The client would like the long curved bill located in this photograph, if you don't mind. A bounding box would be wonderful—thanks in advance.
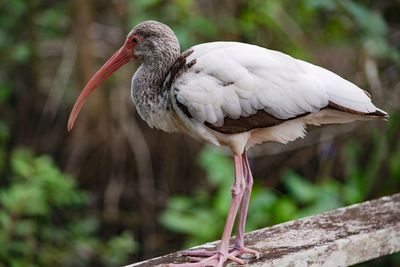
[67,39,134,131]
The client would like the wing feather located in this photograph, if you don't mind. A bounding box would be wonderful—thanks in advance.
[171,42,386,132]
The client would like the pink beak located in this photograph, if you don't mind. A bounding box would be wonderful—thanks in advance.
[67,38,136,131]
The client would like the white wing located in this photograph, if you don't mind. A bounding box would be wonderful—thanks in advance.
[171,42,384,128]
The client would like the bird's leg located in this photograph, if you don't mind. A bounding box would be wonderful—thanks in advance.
[169,154,247,266]
[230,152,260,258]
[218,154,246,256]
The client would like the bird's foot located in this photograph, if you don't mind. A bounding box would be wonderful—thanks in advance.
[229,245,260,259]
[168,248,246,267]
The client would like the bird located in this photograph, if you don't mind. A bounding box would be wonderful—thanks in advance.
[67,20,388,267]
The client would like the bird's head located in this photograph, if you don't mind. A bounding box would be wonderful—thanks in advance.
[128,20,180,60]
[67,20,179,131]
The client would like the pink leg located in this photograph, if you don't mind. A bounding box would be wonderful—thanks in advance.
[231,152,260,258]
[169,154,246,267]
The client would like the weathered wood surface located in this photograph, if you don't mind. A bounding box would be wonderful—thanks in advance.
[125,193,400,267]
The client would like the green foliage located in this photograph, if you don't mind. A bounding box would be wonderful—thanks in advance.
[339,0,398,61]
[161,134,400,250]
[0,120,9,175]
[233,0,400,62]
[101,231,138,266]
[0,147,137,267]
[342,112,400,203]
[128,0,218,49]
[284,170,342,218]
[160,148,232,247]
[160,148,339,247]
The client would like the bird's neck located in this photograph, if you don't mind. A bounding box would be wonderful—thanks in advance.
[131,53,180,132]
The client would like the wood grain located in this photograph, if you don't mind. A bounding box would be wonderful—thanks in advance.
[124,193,400,267]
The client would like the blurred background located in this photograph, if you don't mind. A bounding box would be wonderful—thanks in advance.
[0,0,399,266]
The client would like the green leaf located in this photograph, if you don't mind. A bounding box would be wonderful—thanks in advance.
[298,181,342,217]
[214,184,231,215]
[168,196,193,211]
[0,83,12,104]
[305,0,336,10]
[10,149,36,178]
[272,197,298,223]
[11,44,30,63]
[69,217,99,236]
[341,0,387,36]
[0,184,48,216]
[0,120,9,142]
[389,147,400,182]
[103,231,137,266]
[247,187,278,230]
[14,219,36,237]
[283,170,316,204]
[199,147,233,187]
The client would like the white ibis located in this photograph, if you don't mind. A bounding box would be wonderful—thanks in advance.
[68,20,388,266]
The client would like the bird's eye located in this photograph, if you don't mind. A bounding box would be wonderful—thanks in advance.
[132,36,139,44]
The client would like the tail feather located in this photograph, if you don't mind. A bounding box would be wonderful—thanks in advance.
[304,61,388,118]
[328,101,388,118]
[370,107,389,118]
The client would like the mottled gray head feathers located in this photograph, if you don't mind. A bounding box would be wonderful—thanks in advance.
[129,20,180,63]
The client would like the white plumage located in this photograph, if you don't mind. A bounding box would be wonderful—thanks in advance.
[170,42,386,154]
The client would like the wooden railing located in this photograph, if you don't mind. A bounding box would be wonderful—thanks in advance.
[124,193,400,266]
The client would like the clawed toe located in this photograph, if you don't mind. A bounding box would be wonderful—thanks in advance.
[180,249,216,258]
[169,246,259,266]
[230,245,260,259]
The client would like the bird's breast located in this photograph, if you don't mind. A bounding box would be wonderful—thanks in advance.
[131,88,180,133]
